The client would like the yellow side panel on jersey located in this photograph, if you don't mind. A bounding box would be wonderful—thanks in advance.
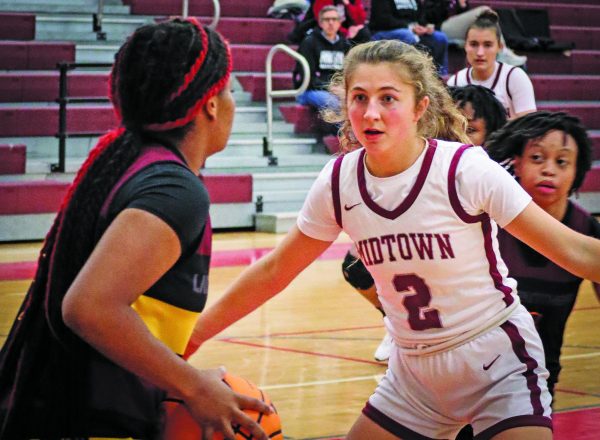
[132,295,199,355]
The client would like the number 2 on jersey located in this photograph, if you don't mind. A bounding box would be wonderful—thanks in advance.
[393,274,442,331]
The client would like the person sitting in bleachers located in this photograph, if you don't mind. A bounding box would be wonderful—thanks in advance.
[369,0,449,75]
[294,6,350,111]
[288,0,370,45]
[312,0,371,44]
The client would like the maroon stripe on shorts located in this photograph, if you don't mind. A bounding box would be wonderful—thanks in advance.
[500,320,545,415]
[363,402,437,440]
[475,414,552,440]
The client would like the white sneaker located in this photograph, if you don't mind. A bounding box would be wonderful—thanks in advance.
[497,47,527,67]
[374,332,394,362]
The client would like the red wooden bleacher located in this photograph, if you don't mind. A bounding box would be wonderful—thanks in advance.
[0,13,35,41]
[0,72,109,102]
[470,1,600,27]
[0,144,26,175]
[124,0,273,17]
[0,41,75,70]
[0,174,253,216]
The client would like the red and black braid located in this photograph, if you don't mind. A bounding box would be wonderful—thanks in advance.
[0,18,232,438]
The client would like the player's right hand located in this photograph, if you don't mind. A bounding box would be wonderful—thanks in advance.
[184,367,272,440]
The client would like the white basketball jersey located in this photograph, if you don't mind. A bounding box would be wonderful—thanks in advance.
[330,140,520,349]
[447,62,535,118]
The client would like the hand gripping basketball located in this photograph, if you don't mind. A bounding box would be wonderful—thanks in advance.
[162,372,283,440]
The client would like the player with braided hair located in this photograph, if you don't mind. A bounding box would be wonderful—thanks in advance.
[448,84,507,147]
[0,18,272,439]
[487,111,600,401]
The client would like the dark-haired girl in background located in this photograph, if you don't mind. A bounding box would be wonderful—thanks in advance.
[487,111,600,402]
[0,18,271,440]
[449,84,507,147]
[447,10,536,119]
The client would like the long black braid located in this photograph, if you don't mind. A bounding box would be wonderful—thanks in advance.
[0,18,231,438]
[486,110,592,194]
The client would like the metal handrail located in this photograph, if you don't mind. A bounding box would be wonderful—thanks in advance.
[264,44,310,157]
[182,0,221,28]
[54,62,113,173]
[93,0,106,40]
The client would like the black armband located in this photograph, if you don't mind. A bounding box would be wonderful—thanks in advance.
[341,250,375,290]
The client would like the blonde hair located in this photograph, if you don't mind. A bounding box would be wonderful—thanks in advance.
[323,40,469,151]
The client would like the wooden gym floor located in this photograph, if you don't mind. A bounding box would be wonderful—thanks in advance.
[1,231,599,439]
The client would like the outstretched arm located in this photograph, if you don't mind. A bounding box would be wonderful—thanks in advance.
[186,225,333,356]
[504,201,600,282]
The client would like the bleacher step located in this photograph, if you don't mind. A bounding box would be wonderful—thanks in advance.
[255,211,298,234]
[0,3,130,14]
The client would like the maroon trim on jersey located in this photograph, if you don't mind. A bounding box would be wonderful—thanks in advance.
[100,146,186,218]
[482,217,514,306]
[332,154,345,228]
[363,402,437,440]
[500,320,546,416]
[448,144,488,224]
[198,215,212,256]
[466,62,504,92]
[475,415,552,440]
[357,140,436,220]
[505,65,518,100]
[449,145,514,305]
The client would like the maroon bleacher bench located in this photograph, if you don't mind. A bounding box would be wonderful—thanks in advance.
[0,180,68,215]
[0,13,35,40]
[279,104,317,134]
[126,0,273,17]
[0,41,75,70]
[589,133,600,161]
[470,1,600,27]
[580,167,600,193]
[0,144,26,175]
[204,174,253,204]
[0,72,109,103]
[0,175,253,216]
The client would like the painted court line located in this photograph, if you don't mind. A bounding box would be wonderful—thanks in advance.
[556,387,600,399]
[562,351,600,360]
[219,338,384,366]
[228,324,384,339]
[261,374,383,391]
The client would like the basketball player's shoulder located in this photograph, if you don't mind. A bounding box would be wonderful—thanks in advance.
[432,139,471,158]
[344,147,364,160]
[432,140,490,174]
[334,147,363,171]
[446,67,467,86]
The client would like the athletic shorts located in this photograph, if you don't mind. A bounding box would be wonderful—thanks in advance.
[365,305,552,439]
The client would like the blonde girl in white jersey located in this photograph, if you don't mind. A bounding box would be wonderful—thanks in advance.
[186,40,600,439]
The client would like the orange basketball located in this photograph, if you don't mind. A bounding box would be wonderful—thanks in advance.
[162,373,283,440]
